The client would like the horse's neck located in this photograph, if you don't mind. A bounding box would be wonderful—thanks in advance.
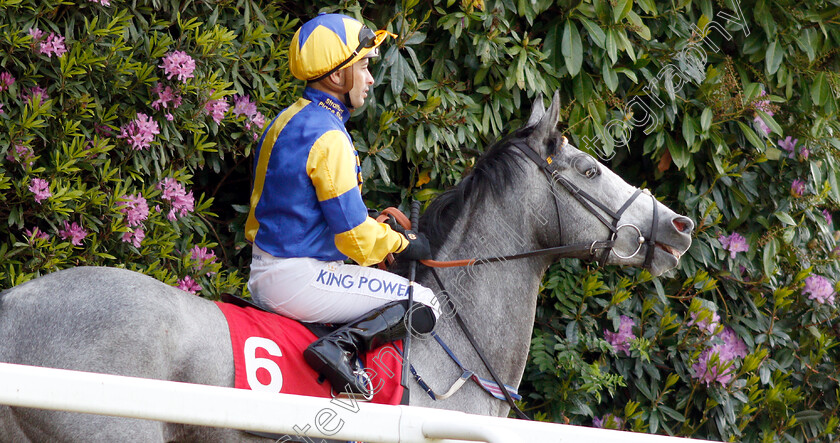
[424,195,554,384]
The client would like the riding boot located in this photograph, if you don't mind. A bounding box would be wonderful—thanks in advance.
[303,300,421,396]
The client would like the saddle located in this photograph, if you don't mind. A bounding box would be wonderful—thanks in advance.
[218,294,404,443]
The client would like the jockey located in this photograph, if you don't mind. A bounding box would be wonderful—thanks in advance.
[245,13,441,397]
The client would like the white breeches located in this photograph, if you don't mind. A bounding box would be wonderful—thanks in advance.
[248,245,441,324]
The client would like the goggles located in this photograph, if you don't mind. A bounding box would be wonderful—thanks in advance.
[310,26,379,83]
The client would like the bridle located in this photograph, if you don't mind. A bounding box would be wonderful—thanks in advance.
[510,138,660,269]
[412,138,661,269]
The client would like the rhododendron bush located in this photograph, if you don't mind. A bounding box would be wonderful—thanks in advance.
[0,0,297,294]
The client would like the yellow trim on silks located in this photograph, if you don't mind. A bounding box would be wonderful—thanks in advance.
[245,99,310,243]
[335,219,405,267]
[307,131,360,200]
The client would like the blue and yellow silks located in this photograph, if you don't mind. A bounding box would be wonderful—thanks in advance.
[245,87,406,266]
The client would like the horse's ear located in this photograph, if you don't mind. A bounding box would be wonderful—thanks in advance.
[525,94,545,129]
[529,90,561,149]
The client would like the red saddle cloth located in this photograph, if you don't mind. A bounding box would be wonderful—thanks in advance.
[215,302,404,405]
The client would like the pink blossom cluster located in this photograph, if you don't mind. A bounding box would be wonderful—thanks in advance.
[89,0,111,5]
[691,327,748,386]
[753,90,773,136]
[803,275,835,305]
[190,245,218,275]
[0,71,14,92]
[823,209,832,225]
[592,413,623,430]
[689,310,720,335]
[791,178,806,197]
[719,232,749,259]
[119,193,149,226]
[777,136,808,160]
[28,27,66,58]
[24,227,50,243]
[6,143,35,166]
[119,113,160,150]
[58,221,88,246]
[176,275,202,295]
[604,315,636,356]
[204,97,229,124]
[157,177,195,221]
[23,85,49,105]
[150,83,182,112]
[232,94,266,139]
[121,229,145,248]
[28,178,51,203]
[160,50,196,83]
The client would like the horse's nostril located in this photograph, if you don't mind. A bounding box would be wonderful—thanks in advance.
[672,217,693,233]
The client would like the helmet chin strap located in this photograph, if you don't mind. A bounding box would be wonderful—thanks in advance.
[337,66,358,110]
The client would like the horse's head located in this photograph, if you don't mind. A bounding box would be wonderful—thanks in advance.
[519,91,693,276]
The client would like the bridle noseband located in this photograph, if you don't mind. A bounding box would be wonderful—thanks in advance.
[510,138,660,269]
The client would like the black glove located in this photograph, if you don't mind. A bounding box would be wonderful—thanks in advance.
[384,214,406,235]
[367,208,381,219]
[397,230,432,261]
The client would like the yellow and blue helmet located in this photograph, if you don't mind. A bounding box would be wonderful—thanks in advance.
[289,13,395,82]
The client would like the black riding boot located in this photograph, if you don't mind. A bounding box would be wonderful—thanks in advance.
[303,300,435,396]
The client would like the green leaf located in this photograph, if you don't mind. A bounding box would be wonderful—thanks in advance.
[763,237,778,277]
[774,211,796,226]
[765,39,784,75]
[602,63,618,92]
[612,0,632,23]
[605,29,618,64]
[682,116,695,146]
[700,108,713,132]
[577,17,606,49]
[562,20,583,76]
[756,110,782,136]
[811,72,830,106]
[737,121,766,151]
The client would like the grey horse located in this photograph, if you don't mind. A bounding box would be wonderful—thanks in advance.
[0,91,693,441]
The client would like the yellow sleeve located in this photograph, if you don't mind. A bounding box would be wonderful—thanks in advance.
[307,131,407,266]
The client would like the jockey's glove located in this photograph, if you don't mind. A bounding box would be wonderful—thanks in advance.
[367,208,381,219]
[398,230,432,261]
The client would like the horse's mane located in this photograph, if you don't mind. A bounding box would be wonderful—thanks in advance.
[420,127,533,249]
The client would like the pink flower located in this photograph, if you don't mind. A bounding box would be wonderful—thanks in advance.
[692,326,748,386]
[232,94,257,117]
[28,178,51,203]
[157,177,195,220]
[593,413,623,430]
[176,275,202,294]
[119,113,160,150]
[28,27,44,43]
[803,275,835,305]
[689,310,721,335]
[39,33,67,58]
[0,103,3,114]
[247,111,266,133]
[604,315,636,356]
[89,0,111,5]
[0,71,14,92]
[23,86,49,105]
[165,113,173,121]
[719,232,749,259]
[150,83,182,111]
[777,136,798,158]
[791,179,806,197]
[159,50,196,82]
[24,227,50,243]
[118,193,149,227]
[204,97,229,124]
[121,227,145,248]
[823,209,833,225]
[58,221,88,246]
[190,245,217,265]
[752,90,774,136]
[6,143,35,166]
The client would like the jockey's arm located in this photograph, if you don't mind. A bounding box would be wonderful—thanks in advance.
[307,131,408,266]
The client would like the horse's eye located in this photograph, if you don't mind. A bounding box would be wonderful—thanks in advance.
[585,167,598,178]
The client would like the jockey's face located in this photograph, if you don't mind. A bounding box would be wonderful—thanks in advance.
[345,58,375,109]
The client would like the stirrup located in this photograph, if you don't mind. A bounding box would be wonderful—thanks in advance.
[330,369,374,402]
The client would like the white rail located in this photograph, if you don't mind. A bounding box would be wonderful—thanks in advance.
[0,362,714,443]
